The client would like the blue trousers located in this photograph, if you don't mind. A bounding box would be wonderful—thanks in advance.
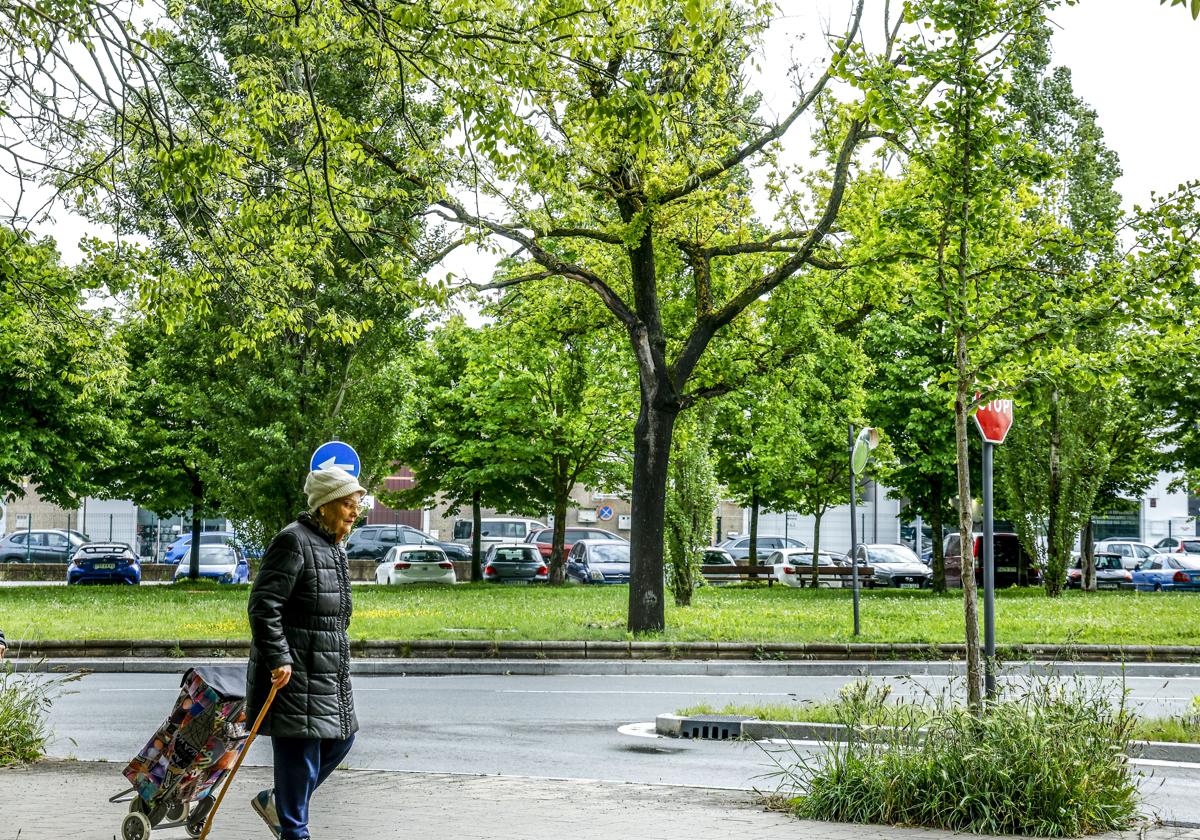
[271,734,355,840]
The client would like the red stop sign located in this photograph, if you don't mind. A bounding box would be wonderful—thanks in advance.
[974,398,1014,444]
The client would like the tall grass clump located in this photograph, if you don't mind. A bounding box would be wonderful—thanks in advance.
[0,662,79,766]
[772,678,1141,836]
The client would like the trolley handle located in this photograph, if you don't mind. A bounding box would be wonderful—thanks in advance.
[198,682,279,840]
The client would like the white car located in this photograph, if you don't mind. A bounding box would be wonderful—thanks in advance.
[1094,539,1159,570]
[770,548,846,588]
[374,545,456,585]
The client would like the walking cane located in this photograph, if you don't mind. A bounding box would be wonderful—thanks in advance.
[198,681,279,840]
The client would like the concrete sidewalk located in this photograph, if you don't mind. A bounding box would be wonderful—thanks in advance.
[1,759,1195,840]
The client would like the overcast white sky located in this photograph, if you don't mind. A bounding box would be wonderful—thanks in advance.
[20,0,1200,271]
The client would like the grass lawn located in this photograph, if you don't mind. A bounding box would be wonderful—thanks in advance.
[1,583,1199,646]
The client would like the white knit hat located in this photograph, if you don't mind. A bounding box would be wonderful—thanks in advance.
[304,467,366,513]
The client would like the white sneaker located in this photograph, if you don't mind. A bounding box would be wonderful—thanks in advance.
[251,789,282,838]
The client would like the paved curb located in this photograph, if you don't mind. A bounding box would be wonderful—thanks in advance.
[12,655,1200,678]
[655,714,1200,763]
[9,638,1200,662]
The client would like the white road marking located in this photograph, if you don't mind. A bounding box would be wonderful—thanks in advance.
[498,689,797,696]
[617,722,660,738]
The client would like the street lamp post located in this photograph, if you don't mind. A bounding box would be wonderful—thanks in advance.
[849,425,879,637]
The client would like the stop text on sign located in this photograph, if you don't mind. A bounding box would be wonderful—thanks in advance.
[974,398,1014,444]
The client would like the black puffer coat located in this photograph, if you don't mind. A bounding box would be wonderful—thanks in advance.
[245,513,358,740]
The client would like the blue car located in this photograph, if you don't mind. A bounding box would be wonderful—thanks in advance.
[565,539,631,584]
[173,544,250,584]
[67,542,141,585]
[1132,553,1200,591]
[162,531,237,564]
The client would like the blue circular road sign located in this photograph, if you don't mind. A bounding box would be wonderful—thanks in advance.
[310,441,361,477]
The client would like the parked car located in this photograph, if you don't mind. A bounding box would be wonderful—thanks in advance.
[1153,536,1200,554]
[452,517,546,548]
[162,531,237,564]
[565,539,631,584]
[525,527,625,559]
[942,532,1041,588]
[172,544,250,584]
[482,543,549,584]
[850,544,930,589]
[769,548,846,588]
[701,546,744,585]
[0,529,86,563]
[717,535,806,562]
[1093,539,1159,570]
[346,524,468,563]
[374,545,456,585]
[1066,552,1133,589]
[67,542,140,585]
[1132,553,1200,591]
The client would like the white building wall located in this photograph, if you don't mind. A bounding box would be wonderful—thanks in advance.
[740,481,903,556]
[78,498,139,547]
[1139,472,1195,542]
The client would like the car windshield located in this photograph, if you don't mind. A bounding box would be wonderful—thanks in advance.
[590,544,630,564]
[493,548,538,562]
[198,546,236,562]
[1096,554,1123,570]
[1182,540,1200,553]
[866,546,919,565]
[1174,556,1200,570]
[199,534,230,544]
[481,522,529,538]
[403,550,444,563]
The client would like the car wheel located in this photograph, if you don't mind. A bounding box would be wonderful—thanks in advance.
[1153,583,1162,592]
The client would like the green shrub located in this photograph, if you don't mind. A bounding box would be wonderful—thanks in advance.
[772,678,1141,836]
[0,663,80,766]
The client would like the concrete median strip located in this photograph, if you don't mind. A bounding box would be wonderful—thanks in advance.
[654,713,1200,763]
[10,638,1200,662]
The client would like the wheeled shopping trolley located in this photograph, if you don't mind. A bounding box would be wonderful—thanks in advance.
[111,666,250,840]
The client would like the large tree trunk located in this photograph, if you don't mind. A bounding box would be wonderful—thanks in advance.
[954,375,983,712]
[548,467,569,585]
[809,509,824,588]
[627,397,678,633]
[1045,388,1064,597]
[1081,517,1097,592]
[930,478,946,592]
[748,489,761,579]
[186,474,203,581]
[471,489,482,582]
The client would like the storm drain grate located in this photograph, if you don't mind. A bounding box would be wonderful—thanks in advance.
[679,714,752,740]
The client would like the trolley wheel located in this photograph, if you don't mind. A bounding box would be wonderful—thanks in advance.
[121,812,152,840]
[185,820,205,838]
[166,800,188,822]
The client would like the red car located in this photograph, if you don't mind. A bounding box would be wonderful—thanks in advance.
[526,527,626,560]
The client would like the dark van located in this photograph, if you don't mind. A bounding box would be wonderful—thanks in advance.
[942,532,1042,588]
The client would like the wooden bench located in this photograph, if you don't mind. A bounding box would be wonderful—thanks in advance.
[701,564,874,587]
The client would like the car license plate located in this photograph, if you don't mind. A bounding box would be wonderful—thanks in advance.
[997,566,1016,573]
[900,582,919,589]
[94,563,115,570]
[1098,582,1117,589]
[502,579,529,585]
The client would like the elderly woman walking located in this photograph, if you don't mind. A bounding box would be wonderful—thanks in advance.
[246,466,365,840]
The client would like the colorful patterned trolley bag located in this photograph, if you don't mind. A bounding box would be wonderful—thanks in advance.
[115,666,248,840]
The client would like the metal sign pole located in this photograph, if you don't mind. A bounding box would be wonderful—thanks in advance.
[849,424,860,637]
[982,439,996,701]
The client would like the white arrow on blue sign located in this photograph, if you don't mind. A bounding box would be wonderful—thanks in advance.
[310,441,361,477]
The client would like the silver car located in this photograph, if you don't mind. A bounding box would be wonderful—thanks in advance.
[850,543,931,589]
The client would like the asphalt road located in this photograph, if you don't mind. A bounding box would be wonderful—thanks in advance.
[40,671,1200,824]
